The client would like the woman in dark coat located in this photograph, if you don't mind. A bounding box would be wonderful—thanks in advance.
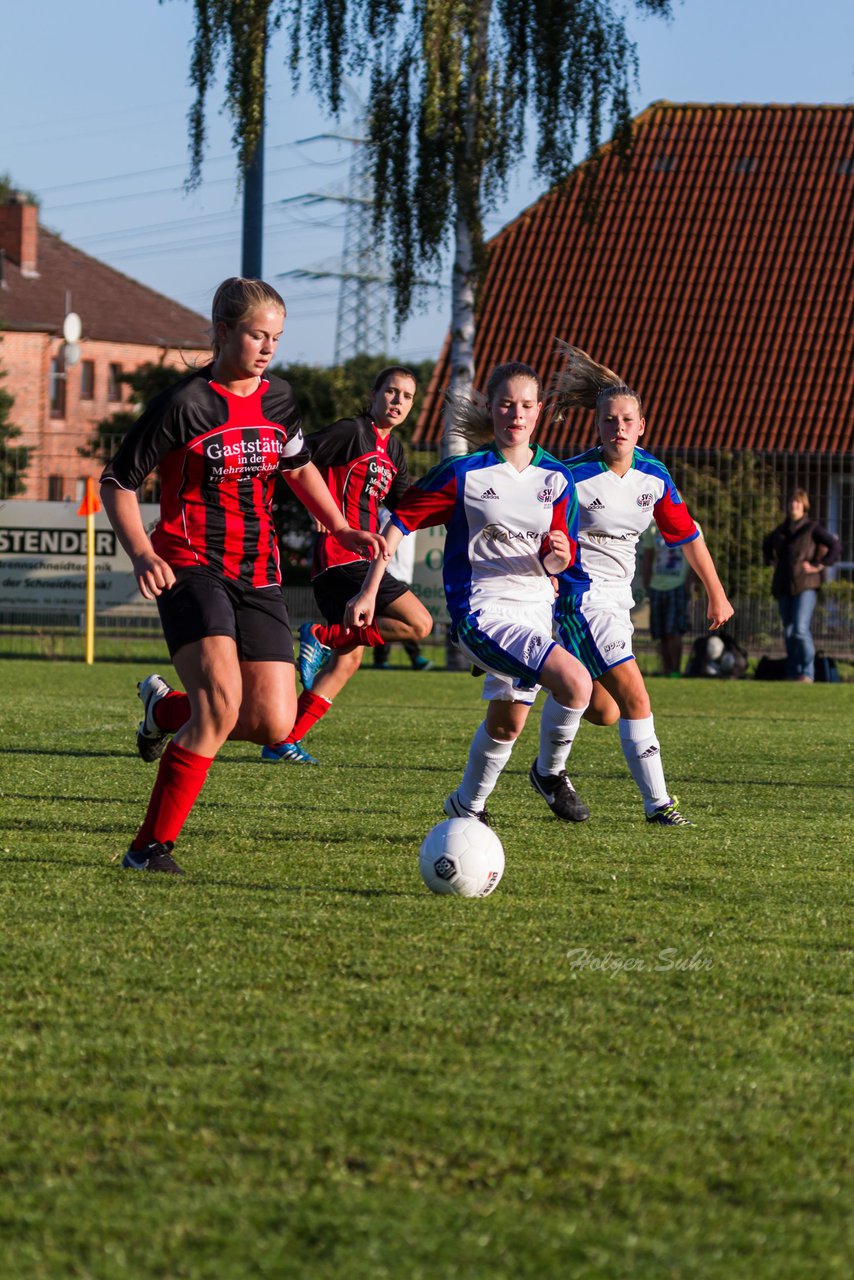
[763,489,840,682]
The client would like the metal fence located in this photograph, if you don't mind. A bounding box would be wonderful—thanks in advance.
[3,441,853,660]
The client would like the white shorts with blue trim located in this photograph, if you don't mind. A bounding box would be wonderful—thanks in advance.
[455,598,556,705]
[555,583,635,679]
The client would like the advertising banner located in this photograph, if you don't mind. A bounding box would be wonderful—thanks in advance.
[409,524,448,626]
[0,501,160,614]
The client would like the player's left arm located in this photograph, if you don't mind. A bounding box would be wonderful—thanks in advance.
[682,535,733,631]
[654,484,732,630]
[285,460,386,561]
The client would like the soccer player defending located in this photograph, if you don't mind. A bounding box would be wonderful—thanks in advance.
[346,362,592,825]
[100,277,384,872]
[261,367,433,764]
[534,342,734,826]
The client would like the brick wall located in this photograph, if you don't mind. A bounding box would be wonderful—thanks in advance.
[1,333,209,500]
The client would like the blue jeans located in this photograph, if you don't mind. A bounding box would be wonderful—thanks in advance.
[777,590,817,680]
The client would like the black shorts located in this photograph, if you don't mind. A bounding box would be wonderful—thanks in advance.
[156,566,295,663]
[312,562,411,625]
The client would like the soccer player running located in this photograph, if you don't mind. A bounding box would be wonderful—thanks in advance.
[346,362,592,825]
[100,277,384,873]
[530,342,734,827]
[261,367,434,764]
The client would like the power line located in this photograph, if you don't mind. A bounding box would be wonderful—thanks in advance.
[43,162,338,214]
[31,139,345,197]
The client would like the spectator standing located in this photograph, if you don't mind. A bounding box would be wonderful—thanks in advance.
[762,489,841,683]
[640,524,699,677]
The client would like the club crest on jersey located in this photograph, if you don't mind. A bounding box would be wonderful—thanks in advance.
[536,487,553,505]
[636,492,655,510]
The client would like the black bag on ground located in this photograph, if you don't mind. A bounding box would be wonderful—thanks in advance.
[814,652,841,683]
[755,655,788,681]
[685,631,748,679]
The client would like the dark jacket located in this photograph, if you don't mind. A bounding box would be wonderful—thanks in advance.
[762,517,841,598]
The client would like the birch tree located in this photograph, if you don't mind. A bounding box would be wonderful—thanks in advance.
[178,1,673,452]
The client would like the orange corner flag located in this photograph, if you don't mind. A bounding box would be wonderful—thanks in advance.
[77,476,101,517]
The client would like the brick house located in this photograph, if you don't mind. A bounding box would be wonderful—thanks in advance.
[0,197,209,501]
[414,102,854,647]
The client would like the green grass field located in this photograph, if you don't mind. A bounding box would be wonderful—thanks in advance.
[1,661,851,1279]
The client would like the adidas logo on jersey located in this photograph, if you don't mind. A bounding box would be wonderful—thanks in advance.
[480,487,500,500]
[587,497,605,510]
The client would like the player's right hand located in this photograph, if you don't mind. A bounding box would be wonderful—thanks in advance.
[131,551,176,600]
[345,592,376,629]
[336,527,387,562]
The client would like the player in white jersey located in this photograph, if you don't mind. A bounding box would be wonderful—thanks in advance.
[346,362,592,825]
[529,342,734,827]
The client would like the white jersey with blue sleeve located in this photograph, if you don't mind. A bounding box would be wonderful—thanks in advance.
[554,446,699,677]
[561,445,698,596]
[390,445,579,623]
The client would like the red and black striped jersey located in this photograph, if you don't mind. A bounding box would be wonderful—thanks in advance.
[307,414,410,576]
[101,366,310,587]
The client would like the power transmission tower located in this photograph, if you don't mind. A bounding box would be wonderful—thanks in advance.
[333,137,388,362]
[279,128,389,364]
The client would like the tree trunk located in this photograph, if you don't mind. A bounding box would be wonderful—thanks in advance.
[441,1,491,461]
[442,210,477,460]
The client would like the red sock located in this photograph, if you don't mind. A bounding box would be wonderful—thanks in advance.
[313,621,384,650]
[153,691,190,733]
[350,622,384,648]
[279,691,331,745]
[132,741,214,850]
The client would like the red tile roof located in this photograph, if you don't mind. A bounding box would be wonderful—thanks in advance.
[0,224,208,349]
[415,103,854,455]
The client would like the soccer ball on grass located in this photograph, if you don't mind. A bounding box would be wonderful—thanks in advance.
[419,818,505,898]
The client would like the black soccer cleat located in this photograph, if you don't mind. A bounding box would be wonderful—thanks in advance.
[529,761,590,822]
[121,840,185,874]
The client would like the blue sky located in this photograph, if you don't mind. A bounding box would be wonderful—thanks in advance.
[3,0,853,365]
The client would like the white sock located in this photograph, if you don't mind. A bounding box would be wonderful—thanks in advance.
[618,715,669,814]
[457,722,515,813]
[536,694,585,776]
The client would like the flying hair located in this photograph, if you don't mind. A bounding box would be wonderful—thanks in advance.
[443,388,494,450]
[548,340,643,422]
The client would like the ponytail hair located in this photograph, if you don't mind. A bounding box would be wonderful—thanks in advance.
[210,277,286,358]
[445,361,544,450]
[548,340,642,422]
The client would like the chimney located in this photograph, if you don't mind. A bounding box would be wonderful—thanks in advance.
[0,194,38,277]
